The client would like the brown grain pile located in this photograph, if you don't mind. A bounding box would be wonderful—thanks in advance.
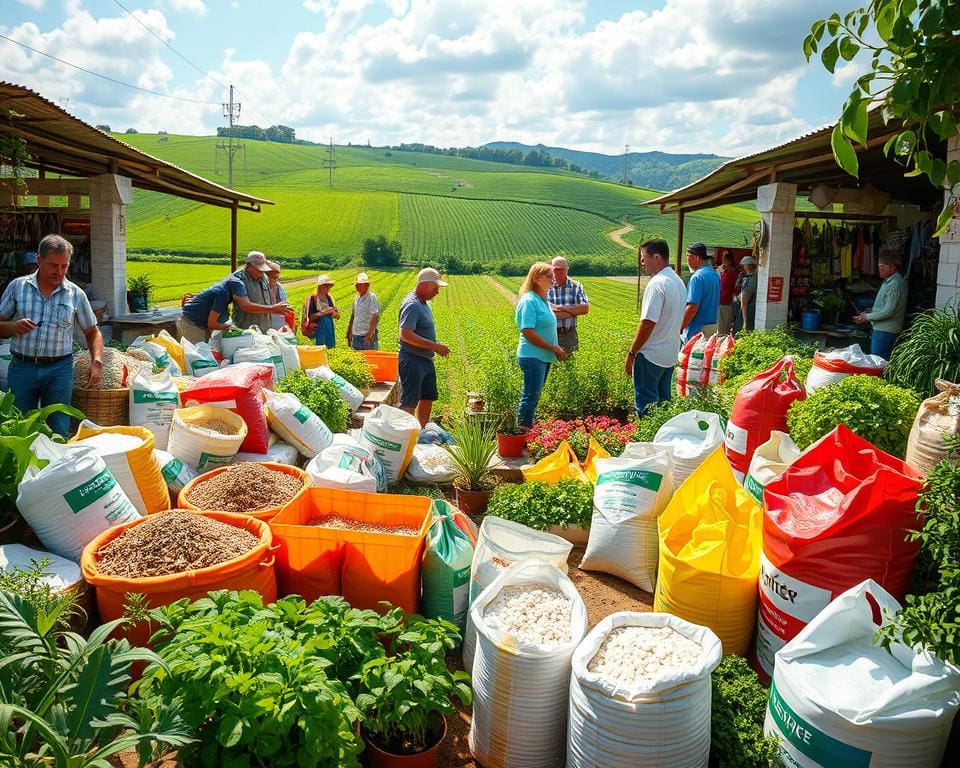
[190,417,240,435]
[185,462,303,513]
[96,511,259,577]
[308,514,419,536]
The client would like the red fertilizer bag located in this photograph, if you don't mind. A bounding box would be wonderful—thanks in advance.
[755,424,922,681]
[724,357,805,481]
[181,362,273,453]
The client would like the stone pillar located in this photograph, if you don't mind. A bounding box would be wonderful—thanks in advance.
[754,182,797,329]
[87,174,132,318]
[936,135,960,308]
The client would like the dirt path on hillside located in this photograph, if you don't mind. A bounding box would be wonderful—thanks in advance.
[608,223,635,250]
[483,275,518,306]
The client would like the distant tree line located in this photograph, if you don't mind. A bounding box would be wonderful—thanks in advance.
[390,143,604,178]
[218,124,297,143]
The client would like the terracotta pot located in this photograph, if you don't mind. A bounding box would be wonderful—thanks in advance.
[496,431,528,458]
[455,486,492,517]
[362,715,446,768]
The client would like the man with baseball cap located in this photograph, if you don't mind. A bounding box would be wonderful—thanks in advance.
[735,255,758,332]
[680,242,720,342]
[547,255,590,354]
[232,251,280,330]
[397,267,449,426]
[346,272,381,350]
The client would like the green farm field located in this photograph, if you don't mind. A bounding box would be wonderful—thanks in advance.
[116,134,756,264]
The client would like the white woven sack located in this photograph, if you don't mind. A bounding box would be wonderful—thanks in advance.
[17,435,140,562]
[263,389,333,459]
[0,339,11,390]
[651,410,725,486]
[579,445,674,592]
[404,444,457,483]
[744,430,801,505]
[128,336,183,376]
[233,343,284,383]
[266,329,301,374]
[805,343,887,395]
[567,612,722,768]
[463,517,573,674]
[212,327,256,361]
[468,558,587,768]
[181,338,220,378]
[307,365,365,412]
[305,433,387,492]
[234,439,300,465]
[154,449,198,495]
[129,368,179,450]
[0,544,83,589]
[766,580,960,768]
[360,404,421,484]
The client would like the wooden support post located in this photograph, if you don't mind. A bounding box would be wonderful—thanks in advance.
[230,204,238,272]
[676,209,686,274]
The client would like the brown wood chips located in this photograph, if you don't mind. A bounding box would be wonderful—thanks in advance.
[96,511,260,578]
[185,463,303,514]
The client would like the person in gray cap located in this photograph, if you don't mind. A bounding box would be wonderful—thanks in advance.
[735,255,758,332]
[398,267,449,427]
[231,250,282,330]
[546,255,589,354]
[346,272,380,350]
[680,242,720,342]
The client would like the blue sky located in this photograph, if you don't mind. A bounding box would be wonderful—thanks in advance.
[3,0,866,157]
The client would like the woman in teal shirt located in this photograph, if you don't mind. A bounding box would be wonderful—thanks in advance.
[516,261,568,427]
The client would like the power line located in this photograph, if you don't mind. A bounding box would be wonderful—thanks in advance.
[0,33,219,105]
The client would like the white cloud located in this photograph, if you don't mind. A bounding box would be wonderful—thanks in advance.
[165,0,208,15]
[15,0,45,9]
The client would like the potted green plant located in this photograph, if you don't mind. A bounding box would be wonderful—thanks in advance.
[127,273,153,312]
[356,615,471,768]
[495,410,529,459]
[444,416,498,516]
[810,289,846,326]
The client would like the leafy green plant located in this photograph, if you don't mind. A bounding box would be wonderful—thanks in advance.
[633,390,729,443]
[786,374,920,457]
[391,481,447,500]
[0,559,79,655]
[885,304,960,397]
[476,350,522,417]
[0,591,190,768]
[718,327,815,382]
[127,273,153,297]
[445,416,499,491]
[136,591,399,768]
[326,346,375,390]
[276,369,350,433]
[487,478,593,530]
[710,655,783,768]
[357,614,471,755]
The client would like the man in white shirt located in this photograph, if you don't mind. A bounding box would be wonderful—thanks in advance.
[626,239,687,417]
[346,272,381,350]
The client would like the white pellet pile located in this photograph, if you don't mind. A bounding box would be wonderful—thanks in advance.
[588,626,703,685]
[483,583,572,647]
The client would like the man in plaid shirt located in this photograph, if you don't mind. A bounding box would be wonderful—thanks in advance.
[546,256,590,354]
[0,234,103,436]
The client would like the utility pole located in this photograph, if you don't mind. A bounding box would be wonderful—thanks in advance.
[622,144,630,185]
[322,137,337,188]
[217,85,242,187]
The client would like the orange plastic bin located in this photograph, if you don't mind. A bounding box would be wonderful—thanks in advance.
[269,487,431,613]
[361,350,399,383]
[178,462,311,522]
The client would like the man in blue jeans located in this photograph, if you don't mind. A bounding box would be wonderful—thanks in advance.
[0,234,103,436]
[626,239,686,417]
[398,268,449,427]
[854,250,907,360]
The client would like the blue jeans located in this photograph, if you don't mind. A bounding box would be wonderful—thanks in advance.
[314,316,335,348]
[351,332,379,351]
[871,329,897,360]
[633,353,673,418]
[516,356,551,428]
[8,356,75,437]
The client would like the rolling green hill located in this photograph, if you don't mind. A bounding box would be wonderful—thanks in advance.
[117,134,756,266]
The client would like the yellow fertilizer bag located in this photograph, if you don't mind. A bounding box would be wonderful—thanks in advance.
[654,446,762,655]
[581,437,610,484]
[146,329,185,374]
[522,440,588,485]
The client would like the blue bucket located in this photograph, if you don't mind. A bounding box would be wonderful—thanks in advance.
[801,311,822,331]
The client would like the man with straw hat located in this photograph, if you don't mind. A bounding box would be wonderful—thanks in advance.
[346,271,380,350]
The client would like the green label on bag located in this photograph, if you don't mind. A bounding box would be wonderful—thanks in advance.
[744,473,764,504]
[768,682,871,768]
[453,566,470,588]
[64,467,117,513]
[293,406,311,424]
[161,457,185,483]
[596,469,663,492]
[198,452,232,470]
[362,429,401,452]
[337,454,362,473]
[134,390,178,404]
[191,359,218,372]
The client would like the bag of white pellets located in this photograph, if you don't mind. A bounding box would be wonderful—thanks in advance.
[579,445,674,592]
[264,389,333,459]
[307,365,365,413]
[129,368,180,450]
[404,444,457,484]
[154,449,198,496]
[765,579,960,768]
[181,338,220,378]
[469,558,588,768]
[652,410,725,486]
[17,435,140,562]
[305,434,388,493]
[744,430,801,504]
[567,612,722,768]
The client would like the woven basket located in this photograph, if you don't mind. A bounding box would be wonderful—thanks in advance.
[72,387,129,426]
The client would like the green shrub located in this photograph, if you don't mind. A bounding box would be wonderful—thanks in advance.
[632,390,729,443]
[786,375,921,457]
[326,347,376,390]
[719,327,815,381]
[711,655,783,768]
[276,369,350,433]
[486,477,594,530]
[885,304,960,397]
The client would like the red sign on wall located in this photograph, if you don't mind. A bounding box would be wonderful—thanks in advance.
[61,218,90,236]
[768,276,784,303]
